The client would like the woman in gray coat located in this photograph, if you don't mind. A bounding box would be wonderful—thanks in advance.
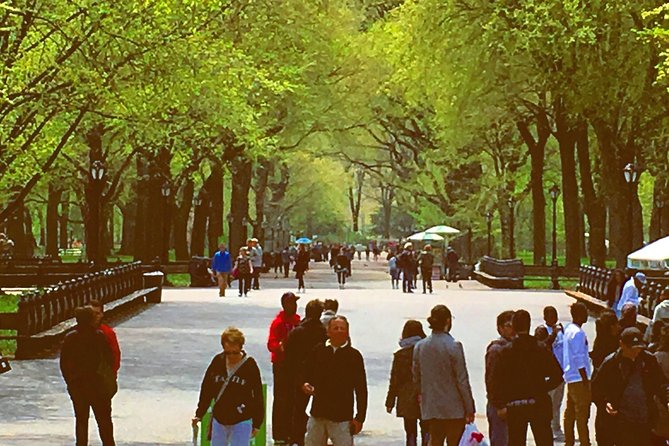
[386,320,429,446]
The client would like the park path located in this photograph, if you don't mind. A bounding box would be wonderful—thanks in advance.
[0,259,592,445]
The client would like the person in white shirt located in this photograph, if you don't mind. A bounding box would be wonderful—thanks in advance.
[616,272,646,317]
[646,288,669,343]
[562,302,591,446]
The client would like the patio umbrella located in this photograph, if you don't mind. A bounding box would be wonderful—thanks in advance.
[425,225,461,235]
[295,237,312,244]
[407,231,445,242]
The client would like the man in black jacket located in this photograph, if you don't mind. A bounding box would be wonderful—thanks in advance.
[302,315,368,446]
[591,327,667,446]
[60,306,116,446]
[285,299,327,446]
[491,310,563,446]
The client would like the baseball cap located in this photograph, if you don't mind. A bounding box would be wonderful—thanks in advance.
[404,242,413,249]
[634,272,647,284]
[620,327,646,348]
[281,292,299,305]
[251,238,259,243]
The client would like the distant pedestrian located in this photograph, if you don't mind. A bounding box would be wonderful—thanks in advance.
[60,306,117,446]
[446,247,459,283]
[193,327,264,446]
[373,245,380,261]
[397,243,415,294]
[267,292,301,445]
[386,320,429,446]
[589,310,619,446]
[418,245,434,294]
[249,238,263,290]
[281,247,292,278]
[592,327,667,446]
[320,299,338,329]
[234,247,253,297]
[365,245,370,261]
[273,251,283,278]
[335,248,351,289]
[295,244,310,293]
[605,269,625,311]
[285,300,328,446]
[616,272,646,317]
[534,306,566,441]
[211,243,233,297]
[562,302,592,446]
[413,305,475,446]
[90,300,121,377]
[388,254,400,289]
[491,310,563,446]
[302,316,368,446]
[485,310,515,446]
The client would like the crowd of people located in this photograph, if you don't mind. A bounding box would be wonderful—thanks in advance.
[387,243,461,294]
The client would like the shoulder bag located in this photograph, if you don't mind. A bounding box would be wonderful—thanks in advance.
[206,355,250,440]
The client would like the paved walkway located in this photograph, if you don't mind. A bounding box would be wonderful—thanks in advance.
[0,259,593,445]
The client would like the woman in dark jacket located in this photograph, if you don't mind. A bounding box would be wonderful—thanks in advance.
[294,244,310,293]
[335,247,352,289]
[590,310,620,446]
[605,269,626,310]
[234,247,253,297]
[385,320,428,446]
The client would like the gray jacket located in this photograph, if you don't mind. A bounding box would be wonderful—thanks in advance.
[413,331,475,420]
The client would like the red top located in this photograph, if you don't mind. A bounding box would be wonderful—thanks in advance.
[267,311,301,364]
[99,324,121,374]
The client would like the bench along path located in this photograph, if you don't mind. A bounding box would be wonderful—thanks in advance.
[0,260,592,445]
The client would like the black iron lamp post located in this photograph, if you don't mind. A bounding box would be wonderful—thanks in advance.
[656,198,665,240]
[549,184,561,290]
[486,211,493,256]
[507,198,515,258]
[161,181,171,263]
[623,162,640,249]
[89,160,106,265]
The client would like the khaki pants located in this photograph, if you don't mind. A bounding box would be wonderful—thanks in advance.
[216,272,229,296]
[305,417,352,446]
[549,381,565,432]
[564,381,591,446]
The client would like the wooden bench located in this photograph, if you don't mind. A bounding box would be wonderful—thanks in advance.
[565,289,651,330]
[473,256,525,289]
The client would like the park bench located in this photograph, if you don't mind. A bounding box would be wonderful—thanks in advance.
[58,248,83,257]
[0,261,164,359]
[472,256,525,289]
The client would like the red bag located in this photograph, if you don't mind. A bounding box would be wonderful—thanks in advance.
[231,267,239,279]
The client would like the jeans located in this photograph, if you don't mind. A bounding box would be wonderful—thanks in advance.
[564,381,591,446]
[69,390,115,446]
[305,417,352,446]
[549,382,564,433]
[426,418,465,446]
[272,363,293,442]
[403,418,429,446]
[211,418,253,446]
[238,273,251,296]
[487,402,508,446]
[506,398,553,446]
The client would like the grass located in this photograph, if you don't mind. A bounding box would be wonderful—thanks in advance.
[523,277,579,290]
[0,294,18,356]
[167,273,190,287]
[516,250,617,268]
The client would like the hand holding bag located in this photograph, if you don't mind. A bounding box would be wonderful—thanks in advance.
[458,423,489,446]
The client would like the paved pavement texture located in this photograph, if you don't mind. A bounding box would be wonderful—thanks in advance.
[0,258,596,445]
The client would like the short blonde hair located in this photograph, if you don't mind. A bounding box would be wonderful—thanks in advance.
[220,327,245,347]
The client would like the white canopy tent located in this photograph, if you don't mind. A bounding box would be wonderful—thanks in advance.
[627,236,669,271]
[407,231,445,242]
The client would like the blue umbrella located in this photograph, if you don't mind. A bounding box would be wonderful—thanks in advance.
[296,237,312,244]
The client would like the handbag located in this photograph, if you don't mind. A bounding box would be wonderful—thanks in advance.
[206,355,250,440]
[231,267,239,280]
[0,352,10,374]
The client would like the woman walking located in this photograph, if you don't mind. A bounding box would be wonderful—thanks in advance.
[388,254,400,289]
[335,247,351,289]
[386,320,429,446]
[294,244,310,293]
[234,247,253,297]
[192,327,264,446]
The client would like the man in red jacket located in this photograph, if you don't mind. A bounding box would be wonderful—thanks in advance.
[268,292,301,445]
[90,300,121,376]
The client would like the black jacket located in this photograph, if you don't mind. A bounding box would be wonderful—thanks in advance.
[195,354,264,429]
[490,334,563,409]
[284,317,328,377]
[385,344,421,419]
[592,350,667,423]
[304,342,368,423]
[60,325,113,395]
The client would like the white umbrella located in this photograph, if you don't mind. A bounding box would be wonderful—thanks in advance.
[627,235,669,270]
[407,231,445,242]
[425,225,460,235]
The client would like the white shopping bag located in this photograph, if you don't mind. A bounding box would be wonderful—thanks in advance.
[458,423,489,446]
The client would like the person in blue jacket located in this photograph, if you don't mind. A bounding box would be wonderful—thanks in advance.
[211,243,232,297]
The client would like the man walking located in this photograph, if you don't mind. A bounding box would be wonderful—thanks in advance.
[491,310,563,446]
[616,272,646,317]
[418,245,434,294]
[60,306,117,446]
[535,306,565,441]
[413,305,475,446]
[592,327,668,446]
[485,311,515,446]
[281,246,292,278]
[268,292,302,445]
[211,242,232,297]
[446,247,460,283]
[398,243,415,294]
[562,302,592,446]
[302,316,368,446]
[285,300,328,446]
[250,238,263,290]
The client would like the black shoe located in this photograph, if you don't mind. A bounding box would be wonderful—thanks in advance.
[238,293,242,297]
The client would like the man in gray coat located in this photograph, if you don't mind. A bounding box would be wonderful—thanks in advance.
[413,305,476,446]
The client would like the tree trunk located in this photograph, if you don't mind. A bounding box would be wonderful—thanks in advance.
[191,187,208,258]
[23,206,37,256]
[348,170,364,232]
[174,179,194,260]
[576,122,607,266]
[381,184,394,239]
[206,165,224,257]
[119,202,135,255]
[133,158,150,261]
[229,156,252,257]
[650,177,668,241]
[253,161,270,245]
[46,184,62,257]
[59,192,69,249]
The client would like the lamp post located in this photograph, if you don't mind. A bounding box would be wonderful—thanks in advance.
[549,184,561,290]
[161,181,171,264]
[486,211,493,256]
[89,160,106,265]
[507,198,515,258]
[656,198,665,240]
[623,162,640,250]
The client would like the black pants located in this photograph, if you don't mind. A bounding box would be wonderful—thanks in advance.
[252,269,260,289]
[448,264,458,282]
[507,401,553,446]
[402,269,413,292]
[615,418,651,446]
[238,273,251,296]
[283,262,290,277]
[337,270,346,285]
[421,270,432,293]
[296,271,305,289]
[427,418,465,446]
[594,403,615,446]
[272,363,293,442]
[69,390,115,446]
[403,418,429,446]
[292,389,310,445]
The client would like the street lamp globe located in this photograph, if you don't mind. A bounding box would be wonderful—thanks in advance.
[507,197,514,209]
[656,198,665,209]
[623,163,639,184]
[549,184,560,201]
[90,160,106,181]
[161,181,171,197]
